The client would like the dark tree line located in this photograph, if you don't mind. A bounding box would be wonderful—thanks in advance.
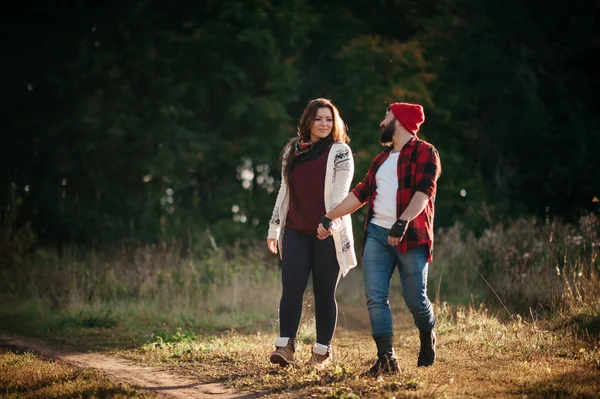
[1,0,599,253]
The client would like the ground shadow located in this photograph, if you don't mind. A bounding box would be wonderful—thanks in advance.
[516,369,600,398]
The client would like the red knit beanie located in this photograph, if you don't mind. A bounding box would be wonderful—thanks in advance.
[389,102,425,135]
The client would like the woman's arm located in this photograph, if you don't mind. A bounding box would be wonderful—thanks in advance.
[267,149,291,253]
[267,178,286,235]
[317,145,365,238]
[329,144,354,211]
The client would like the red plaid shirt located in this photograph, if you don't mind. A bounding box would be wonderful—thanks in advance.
[352,137,441,261]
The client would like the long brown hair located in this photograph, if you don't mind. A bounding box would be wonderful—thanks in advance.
[280,98,349,182]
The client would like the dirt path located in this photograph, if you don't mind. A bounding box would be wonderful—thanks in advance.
[0,331,259,399]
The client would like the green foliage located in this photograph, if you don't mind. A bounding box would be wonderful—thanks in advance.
[420,0,600,225]
[152,328,199,345]
[0,185,36,268]
[60,308,120,329]
[1,0,599,248]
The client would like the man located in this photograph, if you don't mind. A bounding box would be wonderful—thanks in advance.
[317,102,441,375]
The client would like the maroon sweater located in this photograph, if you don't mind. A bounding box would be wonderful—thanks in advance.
[285,147,330,235]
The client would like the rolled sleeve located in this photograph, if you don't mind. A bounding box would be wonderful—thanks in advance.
[415,146,441,198]
[351,173,372,204]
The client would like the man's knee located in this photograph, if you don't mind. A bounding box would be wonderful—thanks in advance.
[366,291,390,309]
[403,295,431,314]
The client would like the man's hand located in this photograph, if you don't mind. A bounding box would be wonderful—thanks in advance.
[267,238,278,254]
[388,219,408,246]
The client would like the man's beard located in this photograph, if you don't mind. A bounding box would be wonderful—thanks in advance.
[379,122,396,144]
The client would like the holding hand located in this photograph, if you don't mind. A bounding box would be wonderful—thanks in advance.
[387,219,408,246]
[317,216,334,240]
[267,238,278,254]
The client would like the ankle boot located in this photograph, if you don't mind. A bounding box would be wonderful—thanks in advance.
[417,330,436,367]
[270,337,296,367]
[365,335,401,376]
[306,343,332,369]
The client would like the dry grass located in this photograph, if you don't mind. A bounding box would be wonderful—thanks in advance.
[0,244,282,345]
[2,214,598,332]
[114,304,600,399]
[432,214,600,313]
[2,243,281,314]
[1,215,599,397]
[0,349,153,399]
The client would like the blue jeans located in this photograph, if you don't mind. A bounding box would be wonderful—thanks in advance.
[363,222,435,337]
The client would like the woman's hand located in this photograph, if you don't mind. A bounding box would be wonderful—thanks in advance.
[317,218,341,240]
[317,223,331,240]
[267,238,278,254]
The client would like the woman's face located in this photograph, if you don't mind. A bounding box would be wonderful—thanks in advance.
[310,107,333,142]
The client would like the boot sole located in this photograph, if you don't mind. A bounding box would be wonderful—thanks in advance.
[363,368,402,377]
[270,353,293,367]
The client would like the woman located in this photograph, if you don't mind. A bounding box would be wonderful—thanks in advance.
[267,98,357,369]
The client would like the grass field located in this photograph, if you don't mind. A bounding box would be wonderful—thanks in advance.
[1,215,599,398]
[110,303,600,398]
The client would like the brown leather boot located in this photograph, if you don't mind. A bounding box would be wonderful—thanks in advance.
[417,330,436,367]
[270,337,296,367]
[306,343,331,369]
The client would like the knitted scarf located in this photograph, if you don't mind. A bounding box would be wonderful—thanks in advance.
[292,136,333,168]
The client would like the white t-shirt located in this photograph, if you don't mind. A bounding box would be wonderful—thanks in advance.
[371,152,399,229]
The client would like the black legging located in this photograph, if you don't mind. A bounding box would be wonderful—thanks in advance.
[279,228,341,346]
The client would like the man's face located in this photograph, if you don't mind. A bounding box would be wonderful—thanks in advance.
[379,109,396,144]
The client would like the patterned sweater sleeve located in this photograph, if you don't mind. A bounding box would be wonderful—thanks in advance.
[330,144,354,210]
[267,173,287,240]
[267,149,290,240]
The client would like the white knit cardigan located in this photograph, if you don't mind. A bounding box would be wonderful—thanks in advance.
[267,142,357,276]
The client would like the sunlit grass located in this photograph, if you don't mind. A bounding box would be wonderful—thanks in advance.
[0,215,598,397]
[112,304,600,398]
[0,299,276,352]
[0,349,153,399]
